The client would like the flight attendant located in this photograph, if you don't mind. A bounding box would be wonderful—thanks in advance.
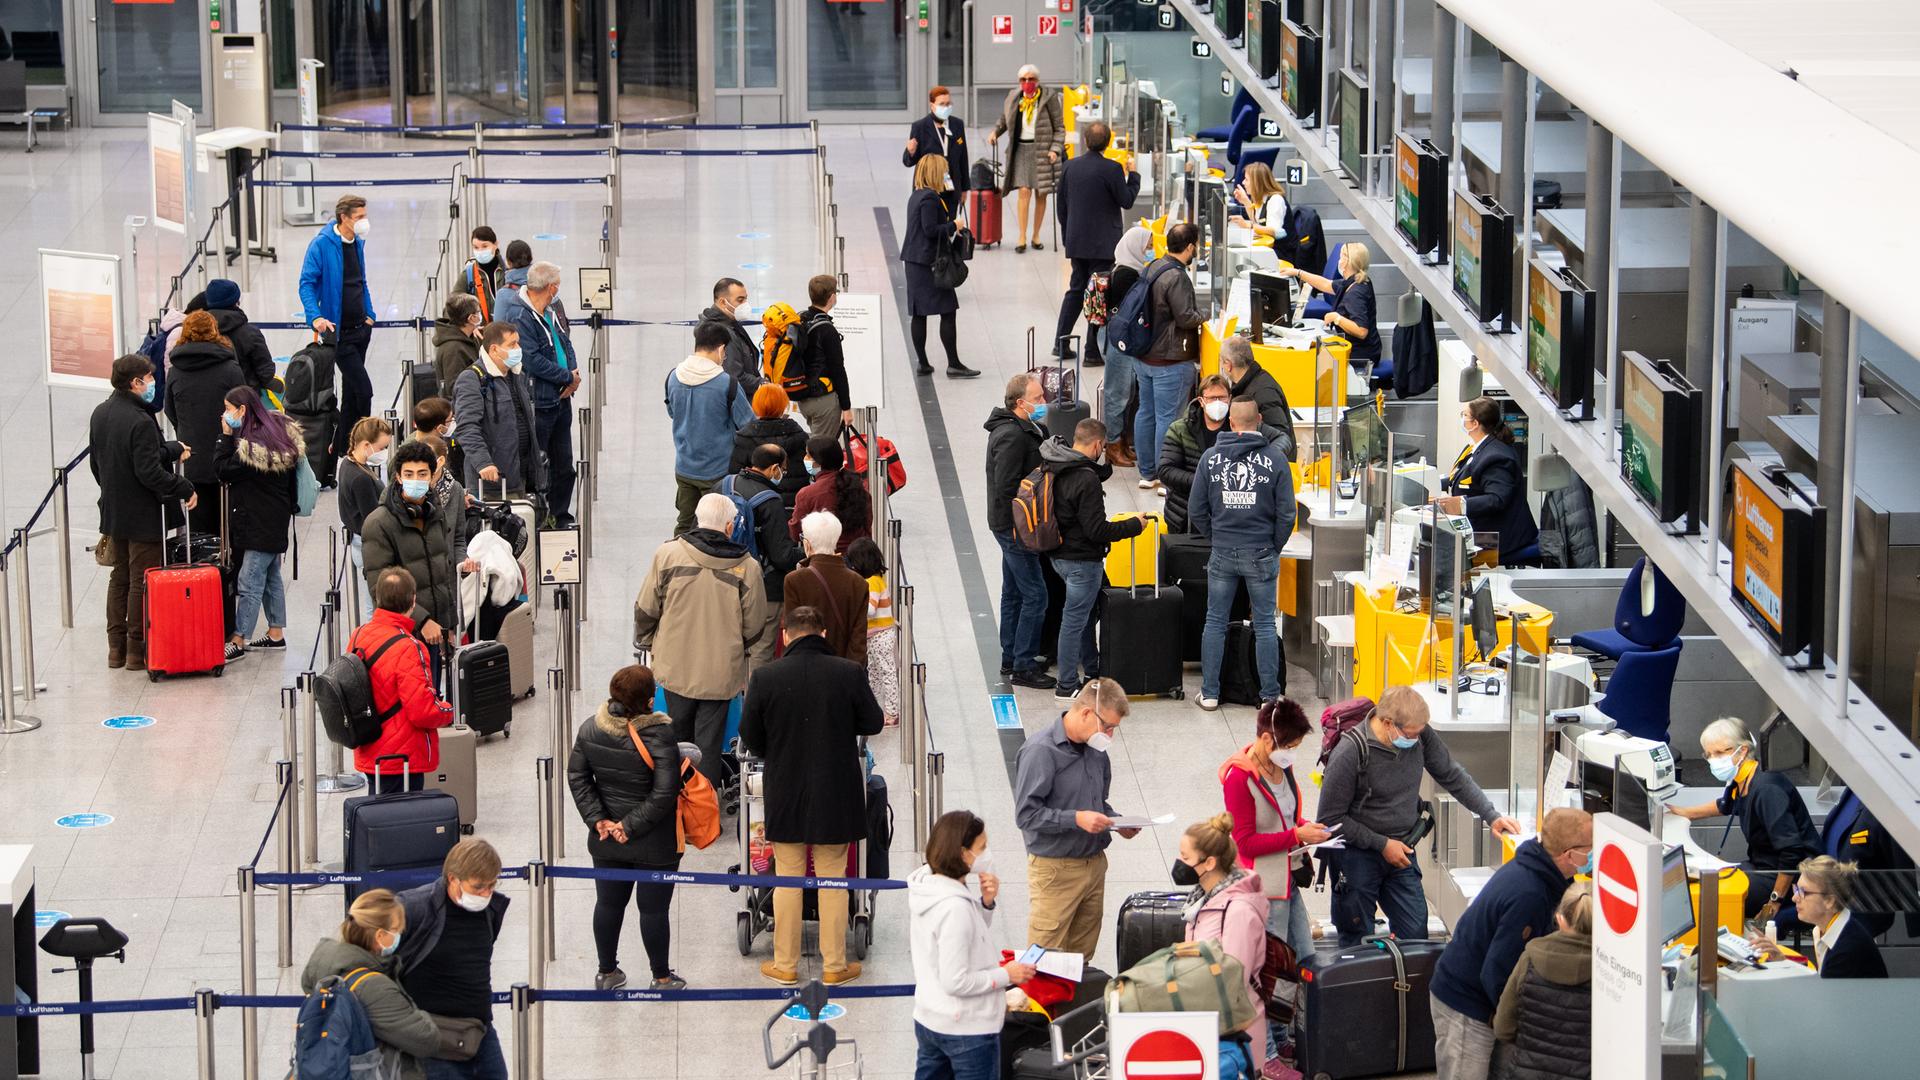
[1433,395,1539,565]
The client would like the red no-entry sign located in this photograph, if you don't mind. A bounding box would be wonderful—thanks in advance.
[1598,843,1640,935]
[1124,1028,1207,1080]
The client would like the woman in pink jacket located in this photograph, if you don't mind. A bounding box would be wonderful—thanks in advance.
[1176,813,1272,1073]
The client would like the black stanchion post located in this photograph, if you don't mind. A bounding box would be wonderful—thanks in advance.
[54,466,73,628]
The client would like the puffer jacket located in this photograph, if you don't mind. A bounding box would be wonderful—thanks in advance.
[360,484,459,637]
[348,607,452,777]
[632,528,767,700]
[568,702,682,866]
[432,317,480,400]
[730,415,810,507]
[907,865,1012,1036]
[1157,402,1227,533]
[1182,868,1270,1041]
[165,340,247,485]
[1493,929,1592,1080]
[299,937,441,1080]
[196,303,277,391]
[990,86,1065,195]
[1143,256,1203,363]
[214,421,304,555]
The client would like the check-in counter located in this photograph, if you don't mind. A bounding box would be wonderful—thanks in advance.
[1348,579,1554,703]
[1458,120,1669,204]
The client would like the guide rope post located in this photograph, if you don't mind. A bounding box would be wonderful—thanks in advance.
[280,686,302,870]
[54,466,73,628]
[194,986,218,1080]
[237,860,260,1080]
[298,672,320,866]
[0,547,40,734]
[11,528,43,702]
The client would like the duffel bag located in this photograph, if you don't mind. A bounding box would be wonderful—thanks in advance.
[1110,939,1258,1036]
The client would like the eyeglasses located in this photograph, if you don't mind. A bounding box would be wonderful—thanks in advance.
[1089,706,1122,735]
[1791,885,1826,900]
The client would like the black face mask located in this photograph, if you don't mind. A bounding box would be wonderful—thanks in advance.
[1171,859,1201,888]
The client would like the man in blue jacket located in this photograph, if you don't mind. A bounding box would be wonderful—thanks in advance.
[509,261,580,527]
[666,321,756,535]
[1187,398,1296,709]
[298,193,376,464]
[1428,807,1592,1080]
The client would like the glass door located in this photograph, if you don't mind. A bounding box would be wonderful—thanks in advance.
[712,0,780,124]
[799,0,916,120]
[614,0,696,121]
[313,0,393,123]
[442,0,527,122]
[92,0,204,116]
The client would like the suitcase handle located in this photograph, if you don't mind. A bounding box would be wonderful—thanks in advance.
[1128,513,1161,597]
[370,754,411,782]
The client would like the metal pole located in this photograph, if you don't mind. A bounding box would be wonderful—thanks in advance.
[474,123,488,222]
[962,1,976,153]
[546,675,566,865]
[912,662,930,855]
[281,685,301,875]
[884,517,902,591]
[299,672,320,865]
[238,860,259,1080]
[579,459,594,561]
[194,987,217,1080]
[275,764,295,972]
[1701,212,1729,570]
[11,529,40,701]
[862,406,884,529]
[526,858,548,1079]
[895,585,916,766]
[568,590,583,693]
[926,750,945,842]
[316,595,364,793]
[1430,6,1457,157]
[510,982,533,1080]
[54,467,73,628]
[1498,57,1526,225]
[535,756,558,954]
[0,550,41,734]
[1834,311,1861,714]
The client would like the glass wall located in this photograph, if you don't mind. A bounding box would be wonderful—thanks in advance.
[1,0,69,88]
[1092,3,1236,140]
[315,0,391,122]
[807,0,906,112]
[95,0,200,112]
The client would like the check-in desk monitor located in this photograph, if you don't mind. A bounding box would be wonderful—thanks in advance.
[1247,270,1294,343]
[1662,844,1697,945]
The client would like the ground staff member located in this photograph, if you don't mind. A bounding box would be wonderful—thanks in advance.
[1319,686,1520,946]
[1433,396,1540,565]
[299,193,377,460]
[1752,856,1887,978]
[903,85,970,196]
[1014,678,1139,957]
[1670,717,1820,926]
[1278,241,1380,367]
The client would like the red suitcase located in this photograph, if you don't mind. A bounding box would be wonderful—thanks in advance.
[145,503,227,681]
[965,188,1003,248]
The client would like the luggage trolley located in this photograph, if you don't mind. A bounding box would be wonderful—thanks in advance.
[1044,998,1109,1080]
[729,751,876,960]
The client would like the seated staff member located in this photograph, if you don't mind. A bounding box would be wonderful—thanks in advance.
[1670,717,1821,928]
[1754,856,1887,978]
[1432,395,1540,566]
[1230,162,1289,244]
[1277,241,1380,367]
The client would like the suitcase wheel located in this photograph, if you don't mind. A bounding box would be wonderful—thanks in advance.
[213,665,225,678]
[147,671,160,683]
[726,864,741,894]
[735,911,753,957]
[1171,688,1184,699]
[502,723,510,738]
[852,914,871,960]
[461,824,474,835]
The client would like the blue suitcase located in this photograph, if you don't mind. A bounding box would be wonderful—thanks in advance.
[342,756,461,910]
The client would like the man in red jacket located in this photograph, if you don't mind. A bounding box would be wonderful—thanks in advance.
[352,566,454,793]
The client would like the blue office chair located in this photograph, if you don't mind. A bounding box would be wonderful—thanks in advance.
[1569,557,1684,660]
[1593,641,1682,743]
[1222,104,1259,166]
[1197,91,1256,142]
[1302,243,1345,319]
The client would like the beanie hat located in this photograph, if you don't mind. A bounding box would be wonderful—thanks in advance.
[206,279,241,310]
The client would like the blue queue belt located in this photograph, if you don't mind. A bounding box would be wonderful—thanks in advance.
[270,149,471,159]
[3,997,196,1017]
[544,865,907,891]
[622,122,811,131]
[465,176,609,185]
[617,147,817,157]
[4,983,908,1017]
[252,177,456,187]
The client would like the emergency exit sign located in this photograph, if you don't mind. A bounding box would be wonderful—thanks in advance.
[1038,14,1060,36]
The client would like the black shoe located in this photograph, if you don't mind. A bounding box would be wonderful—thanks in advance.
[1053,681,1082,700]
[249,636,287,650]
[1010,668,1057,691]
[223,643,247,663]
[915,361,935,376]
[946,363,981,379]
[1083,355,1104,368]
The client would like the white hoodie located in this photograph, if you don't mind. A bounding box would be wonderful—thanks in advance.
[906,864,1011,1036]
[674,353,725,387]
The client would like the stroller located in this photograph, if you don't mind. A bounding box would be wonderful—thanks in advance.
[729,750,877,961]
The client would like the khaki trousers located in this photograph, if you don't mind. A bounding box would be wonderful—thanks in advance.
[773,841,851,973]
[1025,851,1108,959]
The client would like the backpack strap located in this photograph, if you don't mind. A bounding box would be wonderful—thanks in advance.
[344,967,383,993]
[1344,728,1373,805]
[354,630,413,722]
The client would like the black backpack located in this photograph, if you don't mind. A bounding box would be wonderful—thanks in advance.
[314,631,410,749]
[284,332,338,418]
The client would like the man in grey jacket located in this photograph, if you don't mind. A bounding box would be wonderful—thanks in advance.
[1133,222,1205,488]
[696,277,764,394]
[1318,686,1521,946]
[451,322,545,497]
[1014,678,1140,957]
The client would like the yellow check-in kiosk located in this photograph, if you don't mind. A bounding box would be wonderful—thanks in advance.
[1348,581,1554,703]
[1199,318,1351,410]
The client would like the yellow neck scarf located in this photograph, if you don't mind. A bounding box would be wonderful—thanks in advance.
[1019,91,1040,127]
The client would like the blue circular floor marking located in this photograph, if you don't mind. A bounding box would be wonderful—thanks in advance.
[783,1001,845,1022]
[737,231,771,240]
[739,262,773,271]
[535,233,567,241]
[103,715,156,730]
[55,813,113,829]
[34,910,72,930]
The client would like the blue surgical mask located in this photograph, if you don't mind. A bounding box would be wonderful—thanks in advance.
[224,413,243,431]
[138,381,156,404]
[400,478,431,501]
[1709,754,1739,784]
[1391,735,1419,750]
[804,459,820,477]
[1030,402,1049,422]
[473,247,495,265]
[933,104,952,121]
[380,929,402,957]
[1576,850,1595,877]
[504,346,523,369]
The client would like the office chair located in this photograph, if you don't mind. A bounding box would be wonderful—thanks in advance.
[1196,91,1256,142]
[1569,556,1684,660]
[1301,243,1345,319]
[1593,641,1682,743]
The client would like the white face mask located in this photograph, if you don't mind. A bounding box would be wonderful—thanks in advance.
[1461,418,1474,437]
[1087,730,1113,753]
[1203,400,1230,422]
[453,888,490,913]
[352,217,371,239]
[1270,747,1296,770]
[367,448,389,468]
[933,104,951,121]
[968,850,995,880]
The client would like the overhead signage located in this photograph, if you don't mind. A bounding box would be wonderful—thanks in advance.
[1038,13,1060,36]
[1191,38,1212,59]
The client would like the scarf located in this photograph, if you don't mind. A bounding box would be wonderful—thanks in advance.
[1115,226,1155,271]
[1183,867,1250,925]
[1019,89,1040,128]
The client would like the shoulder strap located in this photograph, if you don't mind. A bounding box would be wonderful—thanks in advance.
[344,967,382,993]
[807,564,848,639]
[628,726,656,769]
[1345,728,1373,802]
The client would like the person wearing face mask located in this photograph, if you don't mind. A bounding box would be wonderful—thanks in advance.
[668,321,758,535]
[89,353,197,672]
[1670,717,1820,929]
[988,64,1064,253]
[410,397,466,492]
[787,436,872,553]
[908,810,1036,1079]
[727,444,804,664]
[1157,375,1235,534]
[1433,395,1539,565]
[433,293,483,400]
[301,889,448,1080]
[395,839,512,1079]
[1014,677,1141,957]
[507,261,581,527]
[1134,223,1206,490]
[729,383,811,510]
[360,442,479,681]
[983,373,1054,689]
[1319,686,1522,948]
[1278,241,1381,366]
[349,567,454,793]
[1218,698,1332,1064]
[298,193,377,465]
[697,277,766,394]
[163,309,247,534]
[452,322,544,499]
[1218,335,1296,455]
[780,511,869,664]
[214,385,305,662]
[455,225,504,322]
[1174,814,1272,1073]
[339,416,395,621]
[1428,808,1594,1080]
[903,85,970,196]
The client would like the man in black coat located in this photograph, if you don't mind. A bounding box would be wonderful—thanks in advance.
[984,373,1055,689]
[902,85,969,194]
[740,605,884,987]
[1052,122,1140,365]
[198,278,278,392]
[1042,419,1145,698]
[1219,335,1298,460]
[728,444,804,665]
[696,277,763,394]
[90,353,197,672]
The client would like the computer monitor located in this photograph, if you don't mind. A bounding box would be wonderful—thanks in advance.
[1661,845,1696,944]
[1613,767,1655,835]
[1248,270,1293,343]
[1469,579,1498,660]
[1420,518,1464,616]
[1341,401,1386,471]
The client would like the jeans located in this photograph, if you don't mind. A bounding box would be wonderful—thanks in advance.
[1133,361,1194,481]
[349,535,373,620]
[1054,257,1113,362]
[233,550,286,639]
[1200,547,1282,701]
[591,855,680,979]
[913,1023,999,1080]
[423,1025,506,1080]
[1332,847,1428,947]
[535,400,577,525]
[1431,995,1499,1080]
[1101,335,1136,435]
[1049,558,1105,690]
[662,689,730,788]
[993,530,1048,672]
[335,326,373,459]
[1265,890,1315,1057]
[105,538,163,658]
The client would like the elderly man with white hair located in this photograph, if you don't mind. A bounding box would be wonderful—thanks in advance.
[780,511,869,664]
[633,491,767,786]
[507,259,581,526]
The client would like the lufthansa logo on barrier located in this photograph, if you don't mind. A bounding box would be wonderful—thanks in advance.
[805,878,848,889]
[658,873,698,884]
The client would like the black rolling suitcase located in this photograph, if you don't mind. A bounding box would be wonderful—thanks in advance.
[1219,621,1265,705]
[1159,532,1250,663]
[1114,890,1187,972]
[449,573,514,738]
[1042,334,1091,442]
[1099,532,1184,699]
[408,361,439,411]
[1292,937,1443,1079]
[341,756,461,910]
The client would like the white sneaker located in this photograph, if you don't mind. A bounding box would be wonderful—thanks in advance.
[1157,485,1168,497]
[1138,478,1156,490]
[1198,697,1220,711]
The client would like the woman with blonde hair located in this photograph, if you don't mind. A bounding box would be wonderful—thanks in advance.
[1279,241,1380,365]
[987,63,1065,253]
[1754,855,1887,978]
[1493,881,1593,1079]
[300,889,452,1079]
[901,153,978,378]
[1176,812,1272,1073]
[1232,162,1290,244]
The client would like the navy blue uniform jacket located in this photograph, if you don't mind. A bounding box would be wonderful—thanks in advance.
[903,114,970,193]
[1443,436,1540,562]
[1055,153,1141,261]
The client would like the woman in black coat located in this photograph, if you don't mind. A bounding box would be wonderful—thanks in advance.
[902,154,978,379]
[568,664,686,992]
[165,310,248,534]
[729,383,811,510]
[214,385,303,662]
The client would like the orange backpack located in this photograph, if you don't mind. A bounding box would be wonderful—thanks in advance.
[630,729,723,850]
[760,303,815,396]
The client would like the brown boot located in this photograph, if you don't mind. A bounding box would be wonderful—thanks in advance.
[1106,437,1137,468]
[107,645,125,669]
[125,651,146,673]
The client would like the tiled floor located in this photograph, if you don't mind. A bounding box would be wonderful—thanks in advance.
[0,124,1374,1078]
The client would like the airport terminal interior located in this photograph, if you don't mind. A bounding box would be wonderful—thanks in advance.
[0,1,1916,1078]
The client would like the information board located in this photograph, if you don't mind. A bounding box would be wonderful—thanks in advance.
[41,249,124,392]
[1591,813,1660,1080]
[147,112,188,234]
[834,292,885,411]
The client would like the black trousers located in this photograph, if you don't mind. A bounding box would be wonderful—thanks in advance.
[591,854,680,979]
[1053,257,1112,363]
[334,326,373,459]
[662,689,730,788]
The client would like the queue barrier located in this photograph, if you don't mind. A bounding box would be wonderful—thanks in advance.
[275,121,810,135]
[3,983,911,1017]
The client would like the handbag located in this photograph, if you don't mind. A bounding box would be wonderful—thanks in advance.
[931,237,969,289]
[1082,272,1112,325]
[430,1014,489,1061]
[94,534,119,568]
[950,227,976,262]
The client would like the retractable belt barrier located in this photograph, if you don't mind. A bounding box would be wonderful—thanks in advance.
[248,863,898,892]
[3,982,910,1018]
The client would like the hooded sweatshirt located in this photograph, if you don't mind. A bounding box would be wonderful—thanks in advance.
[1187,428,1297,555]
[907,864,1012,1036]
[1182,868,1270,1040]
[1430,838,1572,1024]
[1040,436,1142,563]
[664,353,756,482]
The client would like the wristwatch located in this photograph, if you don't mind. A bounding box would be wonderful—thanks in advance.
[1767,891,1784,904]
